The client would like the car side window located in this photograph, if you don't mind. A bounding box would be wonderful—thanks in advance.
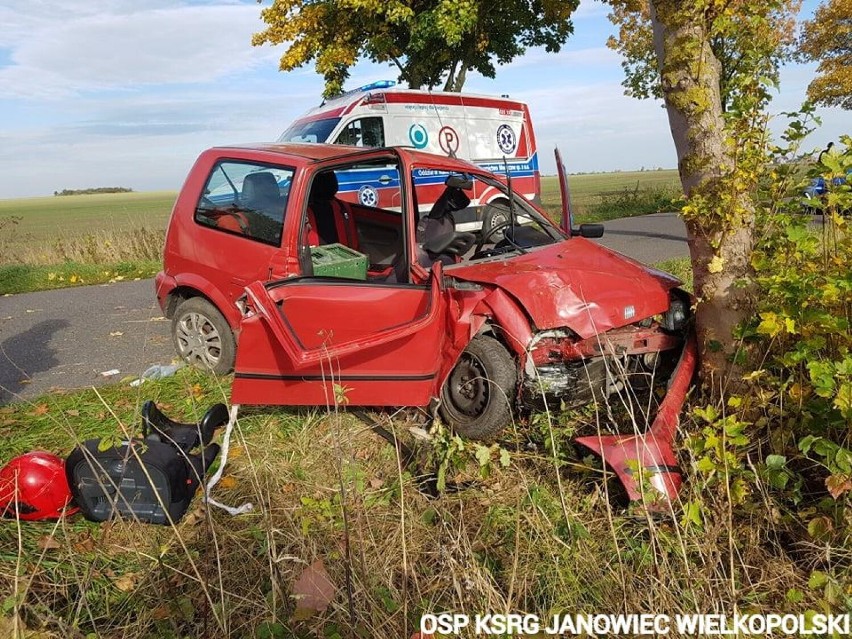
[334,117,385,147]
[301,158,406,283]
[194,161,294,246]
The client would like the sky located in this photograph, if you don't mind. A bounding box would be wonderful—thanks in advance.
[0,0,846,198]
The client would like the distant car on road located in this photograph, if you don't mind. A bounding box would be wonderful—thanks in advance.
[802,170,850,215]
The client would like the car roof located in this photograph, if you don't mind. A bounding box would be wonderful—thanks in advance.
[209,143,483,173]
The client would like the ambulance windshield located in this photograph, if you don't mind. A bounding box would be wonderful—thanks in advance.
[278,117,341,144]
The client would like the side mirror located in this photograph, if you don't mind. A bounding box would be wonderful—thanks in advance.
[573,223,604,239]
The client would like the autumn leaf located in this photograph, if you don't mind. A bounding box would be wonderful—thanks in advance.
[31,404,49,416]
[37,535,61,550]
[708,255,724,273]
[113,573,139,593]
[218,476,238,490]
[825,474,852,500]
[291,559,336,620]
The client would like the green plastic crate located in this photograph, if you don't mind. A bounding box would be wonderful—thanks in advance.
[310,243,368,280]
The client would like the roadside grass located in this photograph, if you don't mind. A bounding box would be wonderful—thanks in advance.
[546,170,682,222]
[0,261,161,295]
[654,257,693,292]
[0,368,825,638]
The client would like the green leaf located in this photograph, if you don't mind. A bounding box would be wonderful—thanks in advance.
[499,447,511,468]
[765,454,786,470]
[807,570,828,590]
[474,444,492,467]
[807,516,833,540]
[696,456,716,473]
[785,588,804,603]
[680,500,703,529]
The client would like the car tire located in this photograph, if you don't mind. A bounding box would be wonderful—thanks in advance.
[482,200,510,239]
[440,335,517,441]
[171,297,235,375]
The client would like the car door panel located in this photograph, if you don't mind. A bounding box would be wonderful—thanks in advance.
[232,273,447,407]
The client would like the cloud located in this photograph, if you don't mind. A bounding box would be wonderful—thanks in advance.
[0,2,277,97]
[574,0,610,20]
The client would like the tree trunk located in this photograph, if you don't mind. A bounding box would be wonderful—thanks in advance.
[649,1,756,393]
[451,65,467,92]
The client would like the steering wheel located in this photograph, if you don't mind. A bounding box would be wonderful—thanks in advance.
[471,220,514,260]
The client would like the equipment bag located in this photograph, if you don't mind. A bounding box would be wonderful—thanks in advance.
[66,401,227,525]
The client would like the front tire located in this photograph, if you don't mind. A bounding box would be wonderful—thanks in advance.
[171,297,235,375]
[440,335,517,441]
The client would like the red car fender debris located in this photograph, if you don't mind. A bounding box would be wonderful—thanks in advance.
[575,333,697,504]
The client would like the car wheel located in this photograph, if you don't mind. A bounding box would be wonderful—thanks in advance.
[482,200,510,240]
[171,297,235,375]
[440,335,517,441]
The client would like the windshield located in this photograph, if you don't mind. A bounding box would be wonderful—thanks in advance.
[277,117,341,144]
[413,166,563,264]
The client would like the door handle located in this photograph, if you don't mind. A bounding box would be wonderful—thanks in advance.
[379,175,392,185]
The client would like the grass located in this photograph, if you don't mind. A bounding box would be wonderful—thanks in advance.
[0,261,161,296]
[0,191,175,246]
[0,368,829,638]
[556,170,682,222]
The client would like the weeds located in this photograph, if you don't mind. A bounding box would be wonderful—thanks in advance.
[586,184,681,221]
[0,226,164,267]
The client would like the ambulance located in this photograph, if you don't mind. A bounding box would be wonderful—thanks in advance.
[278,81,541,234]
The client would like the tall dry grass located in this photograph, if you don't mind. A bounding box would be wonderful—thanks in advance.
[0,392,824,639]
[0,223,164,267]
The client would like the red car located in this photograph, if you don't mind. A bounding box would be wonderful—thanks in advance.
[156,144,695,501]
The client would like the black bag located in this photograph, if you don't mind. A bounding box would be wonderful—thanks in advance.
[66,401,227,525]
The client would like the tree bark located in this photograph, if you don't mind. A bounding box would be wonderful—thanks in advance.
[649,1,756,393]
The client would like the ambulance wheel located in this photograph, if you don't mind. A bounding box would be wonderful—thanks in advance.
[172,297,235,375]
[482,200,511,239]
[440,335,517,441]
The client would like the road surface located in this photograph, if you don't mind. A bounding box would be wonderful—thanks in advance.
[0,213,688,403]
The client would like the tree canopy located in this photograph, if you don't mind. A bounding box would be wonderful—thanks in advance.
[797,0,852,109]
[253,0,578,97]
[607,0,800,112]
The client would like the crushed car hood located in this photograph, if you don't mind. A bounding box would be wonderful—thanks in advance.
[448,239,681,338]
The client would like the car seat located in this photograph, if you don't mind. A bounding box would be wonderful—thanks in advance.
[242,172,282,216]
[305,171,359,249]
[416,186,475,267]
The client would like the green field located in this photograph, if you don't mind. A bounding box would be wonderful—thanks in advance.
[0,191,175,246]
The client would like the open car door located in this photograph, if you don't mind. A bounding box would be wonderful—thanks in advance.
[231,264,448,407]
[555,147,573,237]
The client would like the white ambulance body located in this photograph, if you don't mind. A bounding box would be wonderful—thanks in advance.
[278,81,541,233]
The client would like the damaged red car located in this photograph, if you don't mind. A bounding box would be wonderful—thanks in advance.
[157,144,696,501]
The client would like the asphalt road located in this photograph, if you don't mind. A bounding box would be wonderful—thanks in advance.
[0,212,688,403]
[0,280,174,403]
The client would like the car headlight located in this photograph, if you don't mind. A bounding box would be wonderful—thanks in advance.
[662,292,689,332]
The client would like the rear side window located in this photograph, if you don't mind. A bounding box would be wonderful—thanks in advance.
[194,161,294,246]
[334,117,385,147]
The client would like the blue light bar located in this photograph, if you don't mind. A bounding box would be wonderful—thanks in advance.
[356,80,396,92]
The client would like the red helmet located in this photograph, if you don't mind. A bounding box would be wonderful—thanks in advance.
[0,452,78,521]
